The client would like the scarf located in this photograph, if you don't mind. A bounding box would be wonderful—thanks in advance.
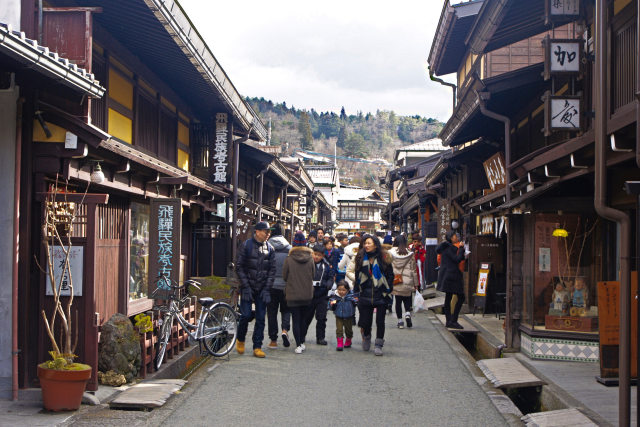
[359,253,389,291]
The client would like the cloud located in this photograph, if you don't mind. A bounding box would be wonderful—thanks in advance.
[180,0,455,120]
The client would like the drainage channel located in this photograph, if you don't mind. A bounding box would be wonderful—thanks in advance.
[430,310,606,426]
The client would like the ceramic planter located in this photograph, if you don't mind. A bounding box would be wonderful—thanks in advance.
[37,364,91,411]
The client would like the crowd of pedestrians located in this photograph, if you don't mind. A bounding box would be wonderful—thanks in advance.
[234,221,468,358]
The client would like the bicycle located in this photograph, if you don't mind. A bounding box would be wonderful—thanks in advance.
[151,275,238,370]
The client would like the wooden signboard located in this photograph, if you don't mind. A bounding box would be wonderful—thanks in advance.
[597,273,638,379]
[149,198,182,294]
[482,152,506,192]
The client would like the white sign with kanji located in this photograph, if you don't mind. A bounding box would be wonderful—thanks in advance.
[551,98,580,129]
[46,246,83,296]
[550,41,580,73]
[550,0,579,16]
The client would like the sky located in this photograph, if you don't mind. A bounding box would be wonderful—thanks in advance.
[179,0,455,121]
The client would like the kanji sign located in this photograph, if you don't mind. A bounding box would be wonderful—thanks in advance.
[298,195,307,215]
[482,152,506,192]
[437,199,450,243]
[211,113,232,185]
[543,91,581,135]
[46,245,83,296]
[549,0,579,16]
[149,198,182,292]
[543,37,582,80]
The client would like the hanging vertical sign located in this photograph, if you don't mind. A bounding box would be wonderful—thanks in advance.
[543,36,582,80]
[546,0,580,24]
[46,246,84,296]
[298,195,307,215]
[149,198,182,292]
[437,199,450,243]
[543,91,581,136]
[211,113,232,185]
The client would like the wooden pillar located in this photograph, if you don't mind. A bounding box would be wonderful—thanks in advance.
[84,201,99,391]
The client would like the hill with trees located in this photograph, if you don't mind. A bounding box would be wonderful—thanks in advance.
[245,97,444,188]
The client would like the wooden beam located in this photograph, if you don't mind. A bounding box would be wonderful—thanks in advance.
[36,192,109,204]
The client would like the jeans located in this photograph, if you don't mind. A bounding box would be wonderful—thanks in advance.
[237,290,267,349]
[358,302,386,340]
[290,305,312,347]
[395,295,412,319]
[267,289,291,341]
[306,288,328,340]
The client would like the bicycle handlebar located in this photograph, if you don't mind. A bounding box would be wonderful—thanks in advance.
[151,275,201,298]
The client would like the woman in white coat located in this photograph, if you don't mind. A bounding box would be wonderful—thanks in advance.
[339,236,362,289]
[389,235,419,328]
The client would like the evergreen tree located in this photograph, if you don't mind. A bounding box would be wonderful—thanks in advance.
[298,111,313,150]
[343,133,368,158]
[337,125,347,148]
[340,106,347,121]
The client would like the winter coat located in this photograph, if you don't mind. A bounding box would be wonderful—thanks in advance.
[336,247,346,274]
[340,242,360,288]
[328,291,357,319]
[282,246,315,307]
[353,250,395,307]
[436,241,465,294]
[313,258,335,296]
[268,235,292,291]
[236,237,275,293]
[389,247,419,297]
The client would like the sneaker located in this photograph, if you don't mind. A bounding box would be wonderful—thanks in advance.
[405,313,413,328]
[281,332,290,348]
[397,320,405,329]
[268,341,277,349]
[236,341,245,354]
[316,339,328,345]
[301,343,306,351]
[295,345,303,354]
[253,348,266,358]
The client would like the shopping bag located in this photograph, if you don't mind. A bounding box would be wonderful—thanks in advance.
[413,291,425,313]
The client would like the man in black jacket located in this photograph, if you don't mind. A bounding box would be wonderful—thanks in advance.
[306,244,335,345]
[236,221,276,358]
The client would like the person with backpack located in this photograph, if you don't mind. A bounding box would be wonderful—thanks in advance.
[266,223,292,348]
[235,221,276,358]
[282,232,315,354]
[389,235,419,329]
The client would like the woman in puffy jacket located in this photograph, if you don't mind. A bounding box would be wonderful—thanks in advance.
[353,234,394,356]
[389,235,419,329]
[340,236,362,289]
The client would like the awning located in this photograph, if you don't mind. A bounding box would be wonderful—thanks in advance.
[0,22,104,97]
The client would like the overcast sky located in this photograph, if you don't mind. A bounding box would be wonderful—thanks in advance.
[179,0,455,121]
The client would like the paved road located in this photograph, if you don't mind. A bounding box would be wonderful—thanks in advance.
[67,310,506,427]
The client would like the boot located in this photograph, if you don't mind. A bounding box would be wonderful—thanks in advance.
[236,341,245,354]
[374,338,384,356]
[345,338,352,348]
[362,335,372,351]
[336,337,344,351]
[443,298,451,325]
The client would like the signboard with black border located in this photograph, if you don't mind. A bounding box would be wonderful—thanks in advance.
[542,91,582,136]
[543,36,583,80]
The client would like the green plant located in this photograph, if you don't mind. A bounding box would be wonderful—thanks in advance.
[134,313,153,333]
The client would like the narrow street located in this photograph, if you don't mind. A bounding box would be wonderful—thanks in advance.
[67,310,506,426]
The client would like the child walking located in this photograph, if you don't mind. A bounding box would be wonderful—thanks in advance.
[328,281,357,351]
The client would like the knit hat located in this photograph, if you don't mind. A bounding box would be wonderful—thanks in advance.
[292,232,307,247]
[383,235,393,245]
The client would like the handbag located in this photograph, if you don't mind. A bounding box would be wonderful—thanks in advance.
[393,274,403,286]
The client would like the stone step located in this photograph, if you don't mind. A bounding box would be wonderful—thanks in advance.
[477,357,546,389]
[521,408,597,426]
[435,314,479,334]
[109,379,187,410]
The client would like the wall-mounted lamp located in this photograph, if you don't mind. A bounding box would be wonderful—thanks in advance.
[90,160,105,184]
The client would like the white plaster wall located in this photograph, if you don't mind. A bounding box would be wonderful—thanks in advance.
[0,83,18,398]
[0,0,21,29]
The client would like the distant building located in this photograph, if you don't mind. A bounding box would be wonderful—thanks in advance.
[335,186,387,235]
[393,138,446,167]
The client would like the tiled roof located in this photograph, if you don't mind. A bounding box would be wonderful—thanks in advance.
[0,22,104,97]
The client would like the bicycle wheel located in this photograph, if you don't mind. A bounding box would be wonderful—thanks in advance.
[202,303,237,357]
[155,313,173,369]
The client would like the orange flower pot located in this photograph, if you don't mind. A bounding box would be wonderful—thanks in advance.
[37,365,92,411]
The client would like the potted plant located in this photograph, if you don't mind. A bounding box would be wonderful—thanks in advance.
[37,178,91,411]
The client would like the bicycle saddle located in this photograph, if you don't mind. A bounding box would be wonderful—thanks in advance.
[198,297,214,307]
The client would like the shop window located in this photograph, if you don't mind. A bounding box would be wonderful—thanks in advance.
[527,213,599,333]
[129,202,149,300]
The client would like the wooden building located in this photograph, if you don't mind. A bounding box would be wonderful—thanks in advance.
[429,0,639,422]
[13,0,267,392]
